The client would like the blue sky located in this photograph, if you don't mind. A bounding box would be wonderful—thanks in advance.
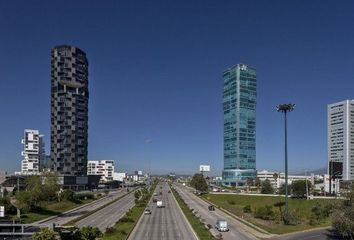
[0,0,354,175]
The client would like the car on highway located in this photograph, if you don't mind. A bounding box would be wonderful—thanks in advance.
[168,190,171,193]
[215,220,229,232]
[154,192,158,196]
[157,200,164,208]
[208,205,215,211]
[144,209,152,215]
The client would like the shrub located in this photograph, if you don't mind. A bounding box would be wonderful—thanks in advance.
[119,216,134,223]
[60,189,75,202]
[74,192,94,200]
[243,205,252,213]
[285,209,301,225]
[105,227,117,235]
[254,205,275,220]
[227,200,235,205]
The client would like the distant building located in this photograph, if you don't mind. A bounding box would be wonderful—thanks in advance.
[40,155,51,170]
[21,129,45,175]
[327,100,354,181]
[257,170,317,189]
[87,160,114,182]
[50,45,89,176]
[0,171,6,185]
[222,64,257,186]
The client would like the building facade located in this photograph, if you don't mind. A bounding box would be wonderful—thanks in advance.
[327,100,354,181]
[87,160,114,182]
[222,64,257,185]
[50,45,89,176]
[21,129,45,175]
[257,170,316,189]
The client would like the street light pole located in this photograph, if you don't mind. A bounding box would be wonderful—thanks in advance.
[277,103,295,223]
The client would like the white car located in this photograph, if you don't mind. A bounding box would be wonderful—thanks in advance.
[216,220,229,232]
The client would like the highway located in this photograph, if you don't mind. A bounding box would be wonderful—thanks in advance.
[35,188,132,226]
[174,184,260,240]
[129,182,198,240]
[76,189,135,231]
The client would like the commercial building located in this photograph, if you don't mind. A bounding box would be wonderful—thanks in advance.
[21,129,45,175]
[87,160,114,182]
[327,100,354,181]
[50,45,89,176]
[222,64,257,186]
[257,170,317,189]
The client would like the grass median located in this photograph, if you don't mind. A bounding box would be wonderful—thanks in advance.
[203,193,338,234]
[103,181,158,240]
[171,187,215,240]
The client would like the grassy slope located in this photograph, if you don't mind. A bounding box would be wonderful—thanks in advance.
[20,199,93,224]
[204,194,337,234]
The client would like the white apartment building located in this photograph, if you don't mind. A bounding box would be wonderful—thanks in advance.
[257,170,314,189]
[87,160,114,182]
[21,129,45,175]
[328,100,354,181]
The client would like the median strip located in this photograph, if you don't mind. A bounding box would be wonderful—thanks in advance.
[171,186,216,240]
[103,181,158,240]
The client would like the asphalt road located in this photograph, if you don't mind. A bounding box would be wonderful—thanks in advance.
[174,184,259,240]
[129,182,198,240]
[36,188,131,226]
[76,189,135,231]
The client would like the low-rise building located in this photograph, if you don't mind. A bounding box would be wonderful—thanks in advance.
[257,170,319,189]
[87,160,114,183]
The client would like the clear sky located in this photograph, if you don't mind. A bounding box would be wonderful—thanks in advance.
[0,0,354,175]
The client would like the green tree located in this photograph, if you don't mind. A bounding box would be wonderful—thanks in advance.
[291,180,311,198]
[261,179,274,194]
[0,197,17,215]
[60,189,75,202]
[332,185,354,239]
[41,171,60,201]
[190,173,208,192]
[246,178,254,186]
[278,183,291,195]
[15,172,60,211]
[32,228,57,240]
[254,177,261,188]
[80,226,102,240]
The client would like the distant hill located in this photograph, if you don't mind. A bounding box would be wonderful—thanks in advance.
[291,167,327,175]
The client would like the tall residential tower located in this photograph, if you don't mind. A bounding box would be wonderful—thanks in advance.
[222,64,257,186]
[327,100,354,181]
[50,45,89,176]
[21,129,45,175]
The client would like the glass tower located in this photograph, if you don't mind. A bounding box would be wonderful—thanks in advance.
[222,64,257,185]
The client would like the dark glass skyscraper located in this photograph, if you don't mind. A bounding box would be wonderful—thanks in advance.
[222,64,257,186]
[50,45,89,176]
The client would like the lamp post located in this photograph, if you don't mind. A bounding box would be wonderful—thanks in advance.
[277,103,295,223]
